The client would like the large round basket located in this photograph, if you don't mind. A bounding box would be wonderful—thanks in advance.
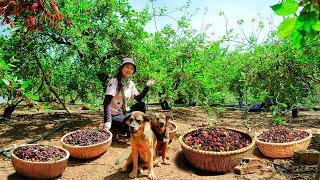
[179,127,255,172]
[255,129,312,158]
[168,121,177,141]
[11,144,69,179]
[60,130,112,159]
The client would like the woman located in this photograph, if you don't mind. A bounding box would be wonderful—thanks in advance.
[102,58,154,131]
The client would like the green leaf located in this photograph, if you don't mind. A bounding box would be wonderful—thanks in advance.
[21,79,32,89]
[2,151,11,158]
[31,95,39,101]
[271,0,299,16]
[24,92,39,101]
[312,21,320,31]
[275,116,287,125]
[295,18,305,31]
[237,19,244,25]
[78,2,90,9]
[1,79,10,86]
[296,12,317,33]
[304,17,316,33]
[0,58,6,70]
[278,17,296,38]
[240,72,246,78]
[291,30,303,48]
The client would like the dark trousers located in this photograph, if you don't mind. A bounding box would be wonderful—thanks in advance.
[111,102,146,133]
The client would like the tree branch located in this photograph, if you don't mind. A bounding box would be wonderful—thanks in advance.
[46,32,72,45]
[34,53,71,114]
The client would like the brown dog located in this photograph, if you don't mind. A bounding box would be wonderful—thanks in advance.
[150,112,171,165]
[120,111,158,179]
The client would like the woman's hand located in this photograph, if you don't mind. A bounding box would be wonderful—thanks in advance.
[99,122,111,131]
[146,79,155,87]
[104,122,112,130]
[98,123,105,131]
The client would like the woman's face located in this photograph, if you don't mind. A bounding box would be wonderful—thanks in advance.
[121,63,135,79]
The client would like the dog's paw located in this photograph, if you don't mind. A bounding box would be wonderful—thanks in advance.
[163,159,171,165]
[139,167,145,175]
[148,171,156,180]
[119,166,127,172]
[156,161,162,167]
[129,170,138,178]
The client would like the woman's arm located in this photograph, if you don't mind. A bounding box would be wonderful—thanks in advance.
[133,80,155,102]
[134,86,149,102]
[103,95,113,123]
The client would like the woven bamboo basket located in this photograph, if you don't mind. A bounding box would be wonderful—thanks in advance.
[11,144,69,179]
[60,130,112,159]
[168,121,177,141]
[179,126,255,172]
[255,129,312,158]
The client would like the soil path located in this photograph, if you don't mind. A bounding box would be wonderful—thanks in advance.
[0,105,319,180]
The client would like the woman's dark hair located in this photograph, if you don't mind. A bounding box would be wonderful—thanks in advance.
[115,70,123,91]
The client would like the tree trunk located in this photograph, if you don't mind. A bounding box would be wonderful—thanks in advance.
[160,100,170,110]
[2,98,23,119]
[70,97,77,105]
[3,104,17,119]
[48,85,71,113]
[315,156,320,180]
[292,108,298,118]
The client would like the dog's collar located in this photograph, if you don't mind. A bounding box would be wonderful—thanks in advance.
[153,129,168,141]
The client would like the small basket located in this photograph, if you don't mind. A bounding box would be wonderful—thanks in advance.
[168,121,177,141]
[255,129,312,158]
[179,126,255,172]
[60,130,112,159]
[11,144,69,179]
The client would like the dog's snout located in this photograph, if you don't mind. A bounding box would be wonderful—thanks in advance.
[129,121,140,133]
[159,121,165,127]
[158,118,166,127]
[129,126,135,133]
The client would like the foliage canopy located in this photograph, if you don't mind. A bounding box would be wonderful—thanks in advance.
[0,0,319,121]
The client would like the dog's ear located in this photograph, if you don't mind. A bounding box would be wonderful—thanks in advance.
[166,114,174,121]
[143,114,153,122]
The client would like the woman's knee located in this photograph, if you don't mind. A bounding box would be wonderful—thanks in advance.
[130,102,146,112]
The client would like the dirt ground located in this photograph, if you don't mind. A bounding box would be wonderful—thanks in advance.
[0,105,319,180]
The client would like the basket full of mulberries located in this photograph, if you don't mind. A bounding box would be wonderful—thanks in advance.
[60,129,112,159]
[179,126,255,172]
[11,144,70,179]
[255,126,312,158]
[168,121,177,141]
